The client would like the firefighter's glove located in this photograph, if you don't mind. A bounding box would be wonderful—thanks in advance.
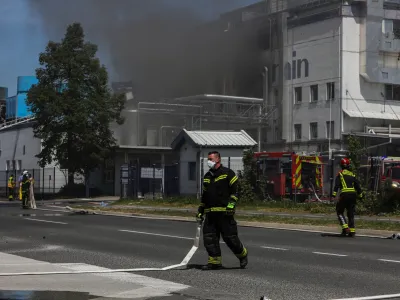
[226,202,236,215]
[196,205,204,222]
[358,191,365,200]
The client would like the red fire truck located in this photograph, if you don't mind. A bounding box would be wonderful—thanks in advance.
[254,151,324,201]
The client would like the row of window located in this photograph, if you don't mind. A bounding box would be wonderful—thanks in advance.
[294,82,335,104]
[6,160,22,171]
[294,121,334,141]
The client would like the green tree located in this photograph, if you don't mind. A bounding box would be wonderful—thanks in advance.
[27,23,125,187]
[346,135,365,176]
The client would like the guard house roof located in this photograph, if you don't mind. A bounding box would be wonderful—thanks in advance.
[171,129,257,149]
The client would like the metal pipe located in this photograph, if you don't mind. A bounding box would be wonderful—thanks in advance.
[173,94,263,104]
[159,126,182,147]
[138,102,202,109]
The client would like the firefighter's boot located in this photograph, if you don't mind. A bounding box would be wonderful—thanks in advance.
[348,228,356,238]
[340,228,350,237]
[239,255,248,269]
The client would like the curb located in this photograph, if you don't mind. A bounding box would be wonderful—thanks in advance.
[55,206,395,239]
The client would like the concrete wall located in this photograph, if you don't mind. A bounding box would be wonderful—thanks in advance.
[0,125,41,170]
[343,1,400,132]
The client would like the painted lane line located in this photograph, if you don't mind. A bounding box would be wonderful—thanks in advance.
[119,229,193,240]
[261,246,288,251]
[24,218,67,225]
[0,224,203,276]
[378,259,400,264]
[312,251,347,257]
[330,293,400,300]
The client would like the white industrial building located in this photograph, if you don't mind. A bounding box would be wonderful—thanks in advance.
[254,0,400,155]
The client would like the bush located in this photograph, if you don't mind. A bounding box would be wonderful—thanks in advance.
[57,183,103,198]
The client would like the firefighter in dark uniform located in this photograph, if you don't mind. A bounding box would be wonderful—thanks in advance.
[20,171,31,209]
[8,174,15,201]
[332,158,364,237]
[196,151,248,270]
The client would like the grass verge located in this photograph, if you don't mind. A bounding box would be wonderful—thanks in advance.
[111,198,338,215]
[71,205,400,232]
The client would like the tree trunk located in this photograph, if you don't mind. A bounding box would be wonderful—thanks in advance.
[68,171,74,186]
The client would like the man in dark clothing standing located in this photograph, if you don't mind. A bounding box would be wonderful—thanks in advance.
[196,151,248,270]
[332,158,364,237]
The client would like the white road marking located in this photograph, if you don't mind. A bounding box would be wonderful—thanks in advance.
[378,259,400,264]
[46,206,389,239]
[24,218,67,225]
[261,246,288,251]
[312,251,347,257]
[330,293,400,300]
[119,229,192,240]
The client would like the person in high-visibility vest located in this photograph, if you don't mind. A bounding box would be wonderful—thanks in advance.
[332,158,365,237]
[7,175,15,201]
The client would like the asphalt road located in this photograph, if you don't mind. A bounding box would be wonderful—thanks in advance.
[0,206,399,300]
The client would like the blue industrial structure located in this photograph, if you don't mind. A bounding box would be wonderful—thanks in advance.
[6,76,38,119]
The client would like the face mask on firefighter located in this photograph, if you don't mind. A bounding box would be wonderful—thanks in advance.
[207,160,216,169]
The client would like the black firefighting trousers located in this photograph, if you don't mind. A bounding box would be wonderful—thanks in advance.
[203,212,247,265]
[21,190,29,208]
[336,193,356,233]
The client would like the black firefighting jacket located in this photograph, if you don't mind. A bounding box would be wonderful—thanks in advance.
[200,165,239,212]
[332,169,364,198]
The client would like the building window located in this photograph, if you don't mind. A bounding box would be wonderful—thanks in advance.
[16,160,22,171]
[23,145,26,155]
[294,87,302,103]
[327,82,335,100]
[310,122,318,140]
[188,162,196,181]
[310,85,318,102]
[385,84,400,100]
[294,124,302,140]
[326,121,334,139]
[6,160,10,171]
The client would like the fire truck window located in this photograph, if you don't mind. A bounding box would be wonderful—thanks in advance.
[391,168,400,179]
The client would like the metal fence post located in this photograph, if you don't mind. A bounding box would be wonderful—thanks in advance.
[42,168,44,200]
[152,164,156,200]
[228,157,231,169]
[53,167,56,196]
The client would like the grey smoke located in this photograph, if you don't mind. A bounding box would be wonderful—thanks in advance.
[28,0,259,99]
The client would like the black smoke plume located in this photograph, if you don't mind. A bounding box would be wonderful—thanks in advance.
[28,0,257,99]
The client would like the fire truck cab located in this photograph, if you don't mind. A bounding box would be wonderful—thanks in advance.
[379,157,400,190]
[254,151,324,201]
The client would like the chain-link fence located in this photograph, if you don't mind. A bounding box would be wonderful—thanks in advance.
[0,167,68,200]
[120,157,245,199]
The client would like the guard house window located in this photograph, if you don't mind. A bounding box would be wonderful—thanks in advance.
[294,87,302,103]
[385,84,400,100]
[294,124,302,141]
[310,85,318,102]
[188,162,196,181]
[327,82,335,100]
[326,121,334,139]
[310,122,318,140]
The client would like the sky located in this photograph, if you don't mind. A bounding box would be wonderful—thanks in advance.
[0,0,259,97]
